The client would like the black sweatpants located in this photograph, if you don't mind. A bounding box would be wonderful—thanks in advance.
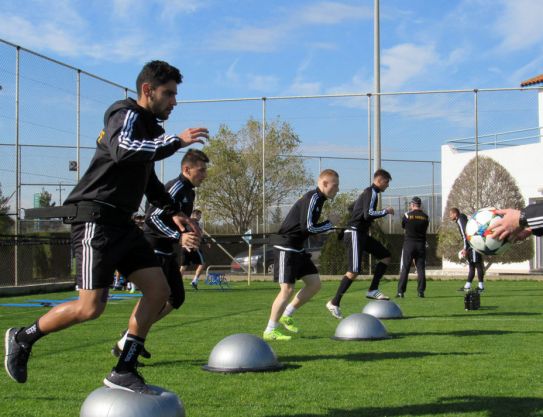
[397,240,426,294]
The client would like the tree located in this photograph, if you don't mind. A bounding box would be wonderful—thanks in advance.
[198,118,312,234]
[437,156,532,265]
[38,188,55,207]
[0,183,14,234]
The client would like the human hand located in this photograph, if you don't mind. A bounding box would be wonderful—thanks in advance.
[490,209,521,241]
[180,232,200,250]
[186,218,203,237]
[386,207,395,215]
[178,127,209,146]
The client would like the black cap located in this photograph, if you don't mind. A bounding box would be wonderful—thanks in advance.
[411,196,422,206]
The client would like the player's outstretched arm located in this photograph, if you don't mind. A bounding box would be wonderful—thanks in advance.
[177,127,209,147]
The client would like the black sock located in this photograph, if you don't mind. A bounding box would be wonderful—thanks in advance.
[115,334,145,373]
[369,262,387,291]
[331,276,353,306]
[15,321,45,346]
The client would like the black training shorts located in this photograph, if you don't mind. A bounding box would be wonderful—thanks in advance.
[156,252,185,309]
[273,248,318,284]
[72,222,159,290]
[181,248,205,266]
[344,229,391,274]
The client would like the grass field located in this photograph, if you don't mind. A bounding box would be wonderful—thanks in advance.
[1,279,543,417]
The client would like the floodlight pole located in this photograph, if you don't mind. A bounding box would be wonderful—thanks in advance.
[373,0,381,173]
[474,89,479,210]
[14,46,20,286]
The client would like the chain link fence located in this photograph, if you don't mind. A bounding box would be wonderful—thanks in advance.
[1,38,541,288]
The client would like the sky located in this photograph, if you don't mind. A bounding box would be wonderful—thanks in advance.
[1,0,543,209]
[2,0,543,99]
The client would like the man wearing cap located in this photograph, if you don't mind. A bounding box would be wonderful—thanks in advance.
[397,197,429,298]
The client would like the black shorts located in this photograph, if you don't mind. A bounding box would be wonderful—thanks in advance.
[72,222,159,290]
[344,229,391,274]
[467,247,483,264]
[273,248,318,284]
[156,252,185,309]
[181,249,205,266]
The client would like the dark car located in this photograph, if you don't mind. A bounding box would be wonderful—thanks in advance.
[230,245,321,274]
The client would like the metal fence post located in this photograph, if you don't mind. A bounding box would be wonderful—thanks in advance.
[76,70,81,182]
[262,97,267,275]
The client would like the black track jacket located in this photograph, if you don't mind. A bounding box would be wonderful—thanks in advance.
[347,184,388,234]
[143,174,195,252]
[65,98,182,215]
[275,188,332,250]
[402,209,429,242]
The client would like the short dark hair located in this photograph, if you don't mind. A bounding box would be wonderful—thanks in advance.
[449,207,460,215]
[136,60,183,97]
[192,209,202,216]
[374,169,392,180]
[182,149,209,167]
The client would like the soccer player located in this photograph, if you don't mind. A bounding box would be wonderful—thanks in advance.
[449,207,485,292]
[263,169,339,341]
[4,60,208,394]
[396,197,429,298]
[326,169,394,320]
[180,209,209,290]
[111,149,208,361]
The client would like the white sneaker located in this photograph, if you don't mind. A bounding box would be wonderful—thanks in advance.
[366,290,390,300]
[326,301,343,319]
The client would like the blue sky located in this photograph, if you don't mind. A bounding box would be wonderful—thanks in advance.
[1,0,543,209]
[2,0,543,98]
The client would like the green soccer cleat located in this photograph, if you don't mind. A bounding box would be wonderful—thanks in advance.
[279,315,299,333]
[263,328,292,341]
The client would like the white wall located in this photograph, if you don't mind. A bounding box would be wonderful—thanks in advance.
[441,141,543,272]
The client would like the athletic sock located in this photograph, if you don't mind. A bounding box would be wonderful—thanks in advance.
[192,277,199,284]
[478,282,484,289]
[331,276,353,306]
[15,321,45,346]
[265,321,279,333]
[464,282,471,289]
[115,334,145,373]
[369,262,387,291]
[284,304,297,317]
[117,330,128,350]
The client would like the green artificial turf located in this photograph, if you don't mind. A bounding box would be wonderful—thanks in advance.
[1,279,543,417]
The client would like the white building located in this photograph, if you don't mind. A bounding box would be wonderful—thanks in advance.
[441,75,543,273]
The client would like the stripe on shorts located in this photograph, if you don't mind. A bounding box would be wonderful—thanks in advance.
[278,250,286,283]
[82,222,96,289]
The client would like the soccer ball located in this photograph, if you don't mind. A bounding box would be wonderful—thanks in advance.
[465,207,510,255]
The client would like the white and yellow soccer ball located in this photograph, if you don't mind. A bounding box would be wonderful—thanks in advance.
[466,207,510,255]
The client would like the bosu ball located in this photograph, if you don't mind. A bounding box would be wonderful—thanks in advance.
[362,300,403,319]
[203,333,283,373]
[333,313,390,341]
[80,386,184,417]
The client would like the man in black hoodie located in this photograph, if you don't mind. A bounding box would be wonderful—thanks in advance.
[4,61,208,394]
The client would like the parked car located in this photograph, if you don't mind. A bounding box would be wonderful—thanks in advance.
[230,245,321,274]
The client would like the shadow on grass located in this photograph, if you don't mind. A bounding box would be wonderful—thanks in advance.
[265,396,543,417]
[393,329,543,338]
[280,350,477,363]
